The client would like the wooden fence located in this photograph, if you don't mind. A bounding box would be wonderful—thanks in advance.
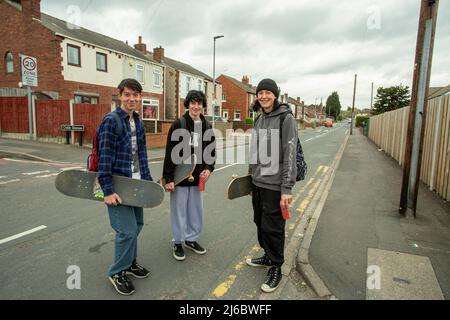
[0,97,29,133]
[368,94,450,201]
[36,100,70,138]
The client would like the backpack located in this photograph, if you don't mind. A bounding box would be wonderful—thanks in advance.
[87,112,123,172]
[279,111,307,181]
[254,108,307,181]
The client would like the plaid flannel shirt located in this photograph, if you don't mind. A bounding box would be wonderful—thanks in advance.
[98,107,152,196]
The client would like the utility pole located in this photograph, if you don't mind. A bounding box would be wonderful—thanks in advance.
[212,35,224,129]
[399,0,439,217]
[370,82,374,110]
[350,74,357,135]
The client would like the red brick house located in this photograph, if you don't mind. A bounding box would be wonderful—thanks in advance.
[0,0,165,121]
[217,74,256,122]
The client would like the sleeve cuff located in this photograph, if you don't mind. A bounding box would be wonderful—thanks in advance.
[281,187,292,195]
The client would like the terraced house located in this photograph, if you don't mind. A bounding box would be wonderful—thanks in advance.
[0,0,165,120]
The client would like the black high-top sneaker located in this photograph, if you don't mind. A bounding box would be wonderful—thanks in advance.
[246,254,272,268]
[261,266,282,293]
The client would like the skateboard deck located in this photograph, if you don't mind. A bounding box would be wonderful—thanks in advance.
[173,153,197,185]
[227,174,252,200]
[55,170,164,208]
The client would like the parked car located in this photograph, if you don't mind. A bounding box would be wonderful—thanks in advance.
[324,121,333,127]
[347,118,352,124]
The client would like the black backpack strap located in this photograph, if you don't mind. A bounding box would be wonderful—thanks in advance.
[179,116,186,130]
[108,111,123,136]
[279,109,293,140]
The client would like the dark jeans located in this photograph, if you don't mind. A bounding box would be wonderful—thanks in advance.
[251,185,285,266]
[107,205,144,276]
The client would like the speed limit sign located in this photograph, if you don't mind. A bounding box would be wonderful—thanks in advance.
[20,54,38,87]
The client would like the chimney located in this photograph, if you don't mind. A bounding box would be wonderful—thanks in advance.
[297,97,300,103]
[284,93,288,102]
[22,0,41,20]
[153,46,164,63]
[242,75,249,85]
[134,36,147,53]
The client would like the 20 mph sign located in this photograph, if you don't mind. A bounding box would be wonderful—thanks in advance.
[20,54,38,87]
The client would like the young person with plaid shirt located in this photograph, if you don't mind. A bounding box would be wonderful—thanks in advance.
[98,78,152,296]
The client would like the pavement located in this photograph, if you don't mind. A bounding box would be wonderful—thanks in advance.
[291,128,450,300]
[1,127,449,300]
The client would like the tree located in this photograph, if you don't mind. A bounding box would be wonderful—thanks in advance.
[325,91,342,119]
[372,85,410,115]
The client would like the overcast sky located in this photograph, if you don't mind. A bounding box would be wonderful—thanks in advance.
[41,0,450,108]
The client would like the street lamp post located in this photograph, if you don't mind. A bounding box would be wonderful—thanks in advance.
[212,35,224,129]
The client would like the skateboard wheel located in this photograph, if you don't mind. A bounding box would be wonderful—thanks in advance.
[188,176,194,182]
[231,174,238,179]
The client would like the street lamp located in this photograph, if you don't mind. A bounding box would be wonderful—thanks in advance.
[212,35,224,129]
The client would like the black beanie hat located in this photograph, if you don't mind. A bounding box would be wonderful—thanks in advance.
[256,78,279,98]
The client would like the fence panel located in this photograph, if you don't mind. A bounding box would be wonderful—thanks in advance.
[73,103,111,143]
[368,96,450,201]
[36,100,70,138]
[0,97,29,133]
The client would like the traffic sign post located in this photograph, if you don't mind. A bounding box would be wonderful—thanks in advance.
[20,54,38,140]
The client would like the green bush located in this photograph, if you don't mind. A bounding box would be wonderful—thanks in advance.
[355,115,369,127]
[245,117,254,125]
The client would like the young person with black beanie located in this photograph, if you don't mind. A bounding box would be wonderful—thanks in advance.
[246,78,298,292]
[163,90,216,261]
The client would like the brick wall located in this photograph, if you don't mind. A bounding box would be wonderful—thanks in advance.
[0,1,165,119]
[217,75,249,121]
[146,133,167,149]
[0,1,64,93]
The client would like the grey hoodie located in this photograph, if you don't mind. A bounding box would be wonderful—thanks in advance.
[249,104,298,195]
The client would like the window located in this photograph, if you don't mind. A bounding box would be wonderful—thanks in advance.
[223,111,228,119]
[142,99,159,120]
[222,93,226,101]
[234,110,241,121]
[136,64,144,84]
[198,79,202,91]
[74,94,98,104]
[112,94,120,107]
[153,69,161,87]
[186,76,191,93]
[96,52,107,72]
[67,44,81,67]
[5,52,13,74]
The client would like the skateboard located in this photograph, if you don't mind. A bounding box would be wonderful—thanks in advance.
[158,153,197,191]
[55,170,165,208]
[227,174,252,200]
[174,153,197,185]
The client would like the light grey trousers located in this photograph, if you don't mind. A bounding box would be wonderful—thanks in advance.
[170,186,204,244]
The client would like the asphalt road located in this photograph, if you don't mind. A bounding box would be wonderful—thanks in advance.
[0,123,349,299]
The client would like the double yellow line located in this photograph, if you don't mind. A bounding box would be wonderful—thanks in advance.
[210,165,330,299]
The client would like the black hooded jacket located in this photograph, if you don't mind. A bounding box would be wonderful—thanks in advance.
[163,112,216,186]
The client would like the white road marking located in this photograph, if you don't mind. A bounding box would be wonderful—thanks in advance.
[61,167,83,171]
[0,179,20,185]
[3,158,47,164]
[214,163,238,172]
[36,173,59,178]
[0,225,47,245]
[22,170,51,176]
[148,161,163,164]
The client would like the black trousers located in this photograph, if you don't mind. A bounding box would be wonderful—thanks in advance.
[251,185,285,266]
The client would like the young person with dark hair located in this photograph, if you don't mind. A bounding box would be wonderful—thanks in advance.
[98,78,152,295]
[163,90,216,261]
[246,78,299,293]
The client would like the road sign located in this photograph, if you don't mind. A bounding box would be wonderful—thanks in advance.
[20,54,38,87]
[61,125,84,131]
